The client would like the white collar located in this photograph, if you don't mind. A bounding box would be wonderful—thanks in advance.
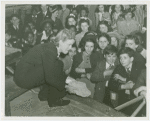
[125,63,132,71]
[43,11,47,15]
[56,47,60,58]
[32,15,37,18]
[106,62,115,69]
[13,25,18,29]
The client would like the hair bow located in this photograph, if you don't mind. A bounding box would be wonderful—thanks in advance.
[80,17,88,20]
[69,14,75,17]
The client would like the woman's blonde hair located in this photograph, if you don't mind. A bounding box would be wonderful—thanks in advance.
[53,29,74,46]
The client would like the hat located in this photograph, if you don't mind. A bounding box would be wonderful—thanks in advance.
[40,19,53,29]
[51,5,59,13]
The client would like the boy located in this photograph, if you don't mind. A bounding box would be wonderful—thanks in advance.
[125,34,146,59]
[9,14,23,39]
[108,47,145,116]
[91,45,118,103]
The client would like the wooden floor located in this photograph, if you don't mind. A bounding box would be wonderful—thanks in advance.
[6,75,126,117]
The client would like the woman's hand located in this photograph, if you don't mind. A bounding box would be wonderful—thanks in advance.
[114,74,126,82]
[75,68,85,73]
[65,67,71,75]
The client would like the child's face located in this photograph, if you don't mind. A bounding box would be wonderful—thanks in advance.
[5,33,11,42]
[125,12,132,20]
[28,23,35,30]
[115,5,121,13]
[85,41,94,55]
[25,26,31,33]
[11,17,19,26]
[81,22,89,32]
[68,18,76,26]
[98,37,109,50]
[105,53,117,65]
[44,23,52,33]
[125,39,138,51]
[99,24,108,33]
[81,10,87,17]
[98,5,104,12]
[72,10,77,17]
[111,37,118,47]
[27,33,34,44]
[120,53,133,68]
[69,47,76,58]
[32,9,37,16]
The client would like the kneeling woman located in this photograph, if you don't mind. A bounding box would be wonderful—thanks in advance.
[14,29,75,107]
[70,34,100,98]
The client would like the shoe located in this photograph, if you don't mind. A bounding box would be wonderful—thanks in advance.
[54,98,70,106]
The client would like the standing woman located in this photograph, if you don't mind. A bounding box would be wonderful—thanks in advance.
[14,29,75,107]
[111,5,124,30]
[95,5,111,28]
[50,5,63,35]
[70,34,100,98]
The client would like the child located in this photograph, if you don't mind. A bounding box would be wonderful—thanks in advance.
[61,44,77,75]
[108,47,145,116]
[125,34,146,59]
[70,35,100,98]
[91,45,118,103]
[22,32,34,55]
[97,33,110,60]
[75,18,90,49]
[5,31,12,47]
[9,14,23,39]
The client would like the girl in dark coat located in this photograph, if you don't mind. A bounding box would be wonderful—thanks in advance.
[70,33,101,98]
[14,29,75,107]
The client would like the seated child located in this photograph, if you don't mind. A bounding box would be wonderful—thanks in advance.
[61,44,77,75]
[125,34,146,59]
[91,45,118,103]
[108,47,145,116]
[22,32,34,55]
[97,33,110,60]
[5,30,12,47]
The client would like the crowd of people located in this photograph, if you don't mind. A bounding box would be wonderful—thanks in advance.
[5,4,147,117]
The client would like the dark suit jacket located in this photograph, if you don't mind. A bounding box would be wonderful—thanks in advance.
[36,11,51,31]
[25,14,38,29]
[70,51,101,79]
[91,59,119,83]
[8,24,23,38]
[90,59,119,102]
[132,69,146,91]
[108,61,145,106]
[14,43,67,91]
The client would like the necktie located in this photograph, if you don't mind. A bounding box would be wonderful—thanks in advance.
[126,68,131,77]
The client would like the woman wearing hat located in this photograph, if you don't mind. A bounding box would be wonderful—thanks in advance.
[14,29,75,107]
[117,8,140,37]
[50,5,63,34]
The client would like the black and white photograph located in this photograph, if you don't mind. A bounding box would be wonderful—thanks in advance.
[2,1,148,119]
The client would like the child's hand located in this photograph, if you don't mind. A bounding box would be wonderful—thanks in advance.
[121,81,135,90]
[86,73,91,80]
[114,74,126,82]
[104,69,113,77]
[75,68,85,73]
